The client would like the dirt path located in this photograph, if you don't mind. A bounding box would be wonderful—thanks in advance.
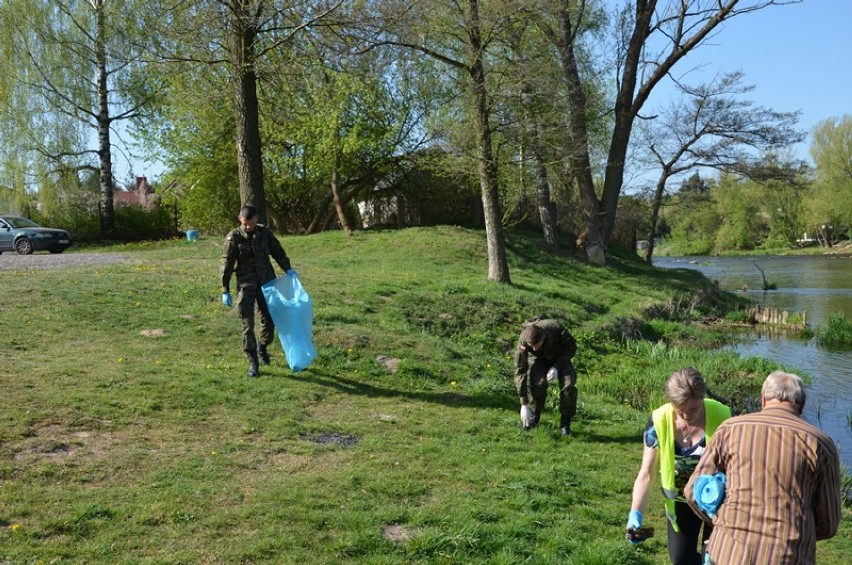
[0,252,133,270]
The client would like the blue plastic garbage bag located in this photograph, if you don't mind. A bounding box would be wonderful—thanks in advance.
[694,472,726,518]
[261,272,317,372]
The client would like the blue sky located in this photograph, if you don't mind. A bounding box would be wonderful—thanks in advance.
[646,0,851,165]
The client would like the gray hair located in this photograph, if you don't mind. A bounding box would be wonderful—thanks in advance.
[665,367,707,406]
[763,371,806,410]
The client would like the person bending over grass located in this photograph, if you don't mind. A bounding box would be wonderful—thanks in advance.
[514,318,578,436]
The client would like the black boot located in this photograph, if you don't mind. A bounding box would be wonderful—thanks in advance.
[247,352,260,378]
[560,416,572,436]
[257,344,270,365]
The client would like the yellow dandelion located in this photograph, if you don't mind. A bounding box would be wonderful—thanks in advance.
[210,450,217,456]
[155,359,161,365]
[206,364,213,369]
[117,357,124,363]
[450,381,457,387]
[11,523,20,532]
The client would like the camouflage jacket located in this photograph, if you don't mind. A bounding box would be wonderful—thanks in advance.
[221,224,291,292]
[514,318,577,398]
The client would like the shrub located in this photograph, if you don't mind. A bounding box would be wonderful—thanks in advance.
[815,313,852,348]
[112,205,177,241]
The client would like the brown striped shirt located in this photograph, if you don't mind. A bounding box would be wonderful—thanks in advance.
[685,403,841,565]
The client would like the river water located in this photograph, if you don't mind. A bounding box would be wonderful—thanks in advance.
[654,254,852,470]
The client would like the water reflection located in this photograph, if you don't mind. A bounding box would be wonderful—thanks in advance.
[654,255,852,469]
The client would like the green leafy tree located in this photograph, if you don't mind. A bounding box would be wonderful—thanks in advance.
[135,0,344,228]
[261,26,433,235]
[805,115,852,245]
[712,174,764,251]
[663,176,718,255]
[364,0,513,282]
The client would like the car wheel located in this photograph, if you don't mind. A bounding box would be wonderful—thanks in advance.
[15,238,34,255]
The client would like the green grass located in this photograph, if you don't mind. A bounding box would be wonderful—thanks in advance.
[816,313,852,348]
[1,226,849,564]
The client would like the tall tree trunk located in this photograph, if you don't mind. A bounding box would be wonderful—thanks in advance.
[307,193,335,234]
[555,4,605,264]
[330,119,353,235]
[229,2,267,225]
[466,0,510,283]
[644,171,670,264]
[94,2,115,236]
[514,37,558,247]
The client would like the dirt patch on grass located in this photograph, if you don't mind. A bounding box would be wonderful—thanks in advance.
[140,329,167,337]
[376,355,401,373]
[11,421,122,464]
[383,523,414,543]
[302,431,361,447]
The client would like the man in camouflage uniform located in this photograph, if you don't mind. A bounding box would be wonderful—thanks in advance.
[221,205,292,377]
[514,318,578,435]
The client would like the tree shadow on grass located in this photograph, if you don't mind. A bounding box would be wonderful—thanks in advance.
[283,368,519,412]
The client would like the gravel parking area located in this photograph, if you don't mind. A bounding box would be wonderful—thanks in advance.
[0,252,133,270]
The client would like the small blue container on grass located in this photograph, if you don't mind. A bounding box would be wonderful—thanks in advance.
[186,229,199,241]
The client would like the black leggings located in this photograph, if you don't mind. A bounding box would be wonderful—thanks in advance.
[667,501,712,565]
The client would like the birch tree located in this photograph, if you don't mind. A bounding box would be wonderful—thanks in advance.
[0,0,153,235]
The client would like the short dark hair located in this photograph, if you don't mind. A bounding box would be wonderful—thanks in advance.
[239,205,257,220]
[521,324,544,346]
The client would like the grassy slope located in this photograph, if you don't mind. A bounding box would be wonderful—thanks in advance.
[1,226,848,564]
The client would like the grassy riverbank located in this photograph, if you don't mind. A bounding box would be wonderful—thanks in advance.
[1,227,849,564]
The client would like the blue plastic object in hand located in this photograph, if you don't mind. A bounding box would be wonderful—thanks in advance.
[222,292,233,307]
[694,472,726,518]
[287,269,297,277]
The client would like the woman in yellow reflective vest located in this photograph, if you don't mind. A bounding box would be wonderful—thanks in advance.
[627,368,732,565]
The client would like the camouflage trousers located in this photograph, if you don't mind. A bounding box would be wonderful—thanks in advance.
[525,359,578,425]
[237,284,275,354]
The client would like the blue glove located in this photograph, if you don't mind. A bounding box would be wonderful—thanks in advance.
[287,268,297,278]
[694,473,726,518]
[627,509,643,530]
[222,292,233,307]
[626,509,644,544]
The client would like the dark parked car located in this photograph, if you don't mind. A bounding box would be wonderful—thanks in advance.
[0,216,73,255]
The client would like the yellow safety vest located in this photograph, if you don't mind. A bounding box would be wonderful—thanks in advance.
[652,398,731,532]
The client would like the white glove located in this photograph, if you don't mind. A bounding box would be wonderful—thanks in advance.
[546,367,558,382]
[520,405,533,427]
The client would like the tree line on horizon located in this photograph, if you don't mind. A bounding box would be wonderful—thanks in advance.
[1,1,848,275]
